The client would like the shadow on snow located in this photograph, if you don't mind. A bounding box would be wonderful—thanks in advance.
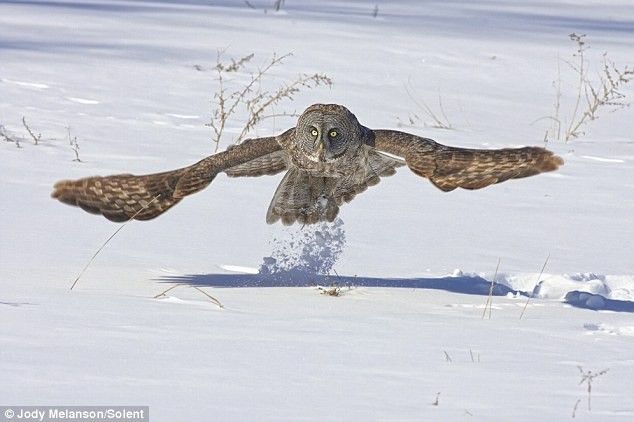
[157,272,634,313]
[160,271,518,297]
[564,291,634,313]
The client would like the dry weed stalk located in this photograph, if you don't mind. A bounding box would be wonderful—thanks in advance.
[519,254,550,319]
[482,258,501,319]
[432,392,440,406]
[153,284,180,299]
[571,398,582,418]
[543,33,633,142]
[1,124,22,148]
[273,0,284,11]
[399,80,453,130]
[577,366,609,412]
[70,194,162,290]
[154,284,224,309]
[22,117,42,145]
[67,126,82,162]
[207,51,332,152]
[469,348,480,363]
[192,286,225,309]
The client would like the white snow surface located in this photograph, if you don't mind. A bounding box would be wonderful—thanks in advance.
[1,0,634,420]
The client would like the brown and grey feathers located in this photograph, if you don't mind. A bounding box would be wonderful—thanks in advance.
[51,169,187,222]
[372,129,563,192]
[224,150,288,178]
[172,133,287,197]
[51,134,287,222]
[51,104,564,225]
[331,148,404,204]
[266,169,340,225]
[266,148,403,225]
[425,146,562,192]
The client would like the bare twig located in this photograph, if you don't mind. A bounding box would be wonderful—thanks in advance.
[437,94,452,129]
[192,286,225,309]
[69,195,161,290]
[22,116,41,145]
[432,392,440,406]
[207,51,332,152]
[549,56,562,142]
[207,51,255,152]
[519,254,550,319]
[443,350,452,362]
[577,366,609,412]
[153,284,180,298]
[401,81,453,130]
[1,124,22,148]
[566,33,587,142]
[482,258,501,319]
[67,126,82,162]
[236,72,332,143]
[543,34,633,142]
[273,0,284,12]
[153,284,224,309]
[257,111,301,122]
[571,398,581,418]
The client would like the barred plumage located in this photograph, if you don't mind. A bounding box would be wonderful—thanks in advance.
[52,104,563,225]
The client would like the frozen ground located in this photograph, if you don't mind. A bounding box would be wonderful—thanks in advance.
[1,0,634,420]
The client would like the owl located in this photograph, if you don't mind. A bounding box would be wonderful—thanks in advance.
[52,103,563,225]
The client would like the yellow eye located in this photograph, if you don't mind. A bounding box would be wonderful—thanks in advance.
[329,130,338,138]
[311,128,319,137]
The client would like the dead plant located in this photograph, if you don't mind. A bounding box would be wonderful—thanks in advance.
[207,51,332,152]
[576,366,609,413]
[541,33,633,142]
[1,124,22,148]
[398,80,453,130]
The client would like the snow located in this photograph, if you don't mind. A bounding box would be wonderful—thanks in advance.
[1,0,634,420]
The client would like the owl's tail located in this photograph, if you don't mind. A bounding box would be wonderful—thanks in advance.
[266,169,339,225]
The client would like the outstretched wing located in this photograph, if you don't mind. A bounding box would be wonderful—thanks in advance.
[51,130,292,222]
[370,130,563,192]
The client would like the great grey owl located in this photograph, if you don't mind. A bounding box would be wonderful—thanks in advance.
[52,103,563,225]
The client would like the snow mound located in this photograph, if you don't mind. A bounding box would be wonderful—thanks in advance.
[566,291,634,312]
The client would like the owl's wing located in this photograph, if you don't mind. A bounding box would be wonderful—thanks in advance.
[51,130,292,222]
[369,130,563,192]
[224,149,289,178]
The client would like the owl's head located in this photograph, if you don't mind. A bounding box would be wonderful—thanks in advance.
[295,104,366,163]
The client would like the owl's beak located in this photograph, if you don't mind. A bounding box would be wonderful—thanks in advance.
[317,139,326,161]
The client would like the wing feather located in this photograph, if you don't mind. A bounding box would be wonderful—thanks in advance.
[371,130,563,192]
[224,150,288,177]
[51,130,293,222]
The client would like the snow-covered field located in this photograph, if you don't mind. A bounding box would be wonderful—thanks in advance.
[1,0,634,420]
